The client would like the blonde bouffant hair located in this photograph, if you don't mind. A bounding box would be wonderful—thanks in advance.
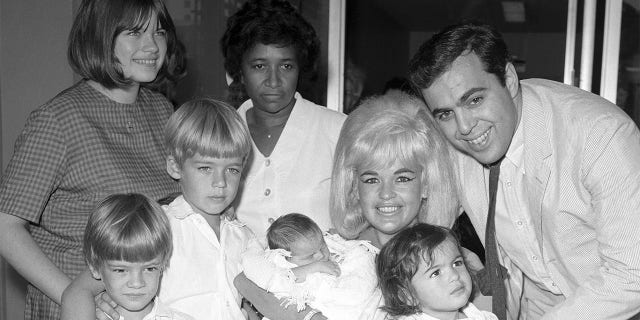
[330,93,459,239]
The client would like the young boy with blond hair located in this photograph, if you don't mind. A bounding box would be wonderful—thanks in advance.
[82,193,192,320]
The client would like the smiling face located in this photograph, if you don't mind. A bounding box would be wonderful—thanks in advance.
[421,52,520,165]
[357,160,424,244]
[410,239,472,319]
[91,257,163,317]
[114,12,167,84]
[241,43,299,115]
[287,234,331,266]
[167,154,243,216]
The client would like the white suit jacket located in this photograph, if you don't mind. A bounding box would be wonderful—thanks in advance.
[457,79,640,320]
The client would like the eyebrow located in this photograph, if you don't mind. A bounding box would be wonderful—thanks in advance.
[430,87,487,116]
[424,262,440,274]
[394,168,416,175]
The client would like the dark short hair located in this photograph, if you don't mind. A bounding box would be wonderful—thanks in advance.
[408,21,511,91]
[220,0,320,104]
[267,213,323,251]
[376,223,462,317]
[68,0,184,89]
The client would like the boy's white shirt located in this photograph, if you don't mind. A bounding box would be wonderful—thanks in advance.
[396,303,498,320]
[242,233,379,320]
[117,297,194,320]
[159,196,262,320]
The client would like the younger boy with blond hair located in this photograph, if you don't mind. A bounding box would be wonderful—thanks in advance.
[82,193,192,320]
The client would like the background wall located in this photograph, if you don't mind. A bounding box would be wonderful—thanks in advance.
[0,0,75,319]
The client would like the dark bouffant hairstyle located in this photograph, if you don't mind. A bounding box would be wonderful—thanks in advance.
[408,21,511,91]
[377,223,463,316]
[220,0,320,105]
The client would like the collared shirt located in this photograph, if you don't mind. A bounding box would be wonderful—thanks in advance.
[493,115,562,295]
[159,196,261,320]
[0,80,179,319]
[119,297,194,320]
[235,93,346,242]
[396,303,498,320]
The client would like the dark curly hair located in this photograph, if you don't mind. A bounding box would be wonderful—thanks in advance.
[220,0,320,106]
[376,223,463,317]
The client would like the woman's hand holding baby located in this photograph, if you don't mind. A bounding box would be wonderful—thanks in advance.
[292,260,341,282]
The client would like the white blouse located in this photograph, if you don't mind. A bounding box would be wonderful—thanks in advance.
[235,93,346,242]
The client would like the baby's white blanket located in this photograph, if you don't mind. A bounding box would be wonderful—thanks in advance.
[242,233,380,320]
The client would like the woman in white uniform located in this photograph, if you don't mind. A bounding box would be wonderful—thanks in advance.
[221,0,347,242]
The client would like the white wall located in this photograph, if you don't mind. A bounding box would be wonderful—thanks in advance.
[0,0,75,319]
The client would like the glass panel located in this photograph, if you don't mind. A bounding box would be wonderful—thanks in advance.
[345,0,569,113]
[618,0,640,126]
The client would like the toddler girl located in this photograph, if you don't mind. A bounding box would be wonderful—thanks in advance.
[377,223,497,320]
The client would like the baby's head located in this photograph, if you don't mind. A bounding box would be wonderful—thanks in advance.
[377,223,472,319]
[267,213,330,266]
[165,98,252,215]
[84,193,172,317]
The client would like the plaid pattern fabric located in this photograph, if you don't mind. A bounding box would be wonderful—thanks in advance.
[0,81,180,319]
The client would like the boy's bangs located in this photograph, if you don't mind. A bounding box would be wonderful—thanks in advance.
[191,120,251,160]
[101,222,167,264]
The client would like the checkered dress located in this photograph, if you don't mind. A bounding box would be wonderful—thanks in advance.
[0,81,180,319]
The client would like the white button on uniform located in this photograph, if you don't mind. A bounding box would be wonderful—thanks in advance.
[268,218,275,224]
[264,188,271,196]
[265,159,271,167]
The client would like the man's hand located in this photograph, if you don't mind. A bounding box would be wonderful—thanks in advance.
[462,247,484,274]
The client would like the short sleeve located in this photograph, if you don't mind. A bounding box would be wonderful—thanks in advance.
[0,108,66,223]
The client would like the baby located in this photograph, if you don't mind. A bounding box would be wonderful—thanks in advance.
[242,213,379,320]
[377,223,497,320]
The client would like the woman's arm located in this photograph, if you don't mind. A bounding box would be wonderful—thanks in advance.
[0,212,71,304]
[234,273,327,320]
[60,269,114,320]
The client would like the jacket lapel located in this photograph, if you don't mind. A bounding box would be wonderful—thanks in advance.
[521,85,553,252]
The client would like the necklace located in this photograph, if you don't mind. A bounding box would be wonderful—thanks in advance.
[264,121,287,139]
